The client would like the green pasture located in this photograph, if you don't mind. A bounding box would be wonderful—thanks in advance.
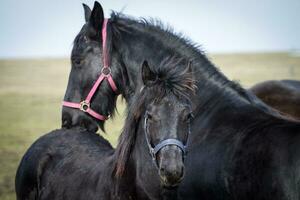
[0,53,299,199]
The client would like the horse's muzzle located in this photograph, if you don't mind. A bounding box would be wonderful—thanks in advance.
[158,145,185,187]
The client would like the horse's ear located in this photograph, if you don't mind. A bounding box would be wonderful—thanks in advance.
[186,60,197,92]
[187,60,193,74]
[82,3,91,22]
[89,1,104,32]
[142,61,157,86]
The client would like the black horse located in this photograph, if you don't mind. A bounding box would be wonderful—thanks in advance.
[62,2,300,199]
[250,80,300,120]
[15,57,195,200]
[15,128,124,200]
[62,1,276,132]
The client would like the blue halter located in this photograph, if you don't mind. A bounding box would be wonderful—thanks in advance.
[143,111,192,166]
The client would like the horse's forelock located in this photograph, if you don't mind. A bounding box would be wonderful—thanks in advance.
[153,56,196,99]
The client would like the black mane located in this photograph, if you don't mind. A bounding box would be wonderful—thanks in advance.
[109,12,280,117]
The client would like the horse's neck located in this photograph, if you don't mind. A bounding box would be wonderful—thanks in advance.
[190,89,300,146]
[113,22,280,121]
[115,28,238,105]
[113,18,282,113]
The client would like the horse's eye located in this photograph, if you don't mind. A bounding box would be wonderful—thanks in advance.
[184,112,193,122]
[188,113,194,120]
[75,59,82,65]
[147,113,153,120]
[72,58,83,67]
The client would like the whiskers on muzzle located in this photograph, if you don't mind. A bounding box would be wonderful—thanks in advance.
[157,145,185,187]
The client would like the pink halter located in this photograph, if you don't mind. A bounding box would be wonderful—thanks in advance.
[63,19,118,121]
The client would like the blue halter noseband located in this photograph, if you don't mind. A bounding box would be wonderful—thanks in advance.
[143,110,192,166]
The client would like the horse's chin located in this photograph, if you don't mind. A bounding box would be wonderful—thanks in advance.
[62,111,100,133]
[157,146,185,188]
[160,175,184,188]
[62,119,99,132]
[85,120,99,132]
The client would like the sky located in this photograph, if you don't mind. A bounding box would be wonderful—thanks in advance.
[0,0,299,58]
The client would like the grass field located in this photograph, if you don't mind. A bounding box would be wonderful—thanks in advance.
[0,52,299,199]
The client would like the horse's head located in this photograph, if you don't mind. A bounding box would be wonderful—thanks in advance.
[62,2,124,132]
[141,58,195,187]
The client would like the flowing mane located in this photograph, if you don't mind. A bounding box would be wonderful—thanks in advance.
[108,12,280,117]
[114,56,196,177]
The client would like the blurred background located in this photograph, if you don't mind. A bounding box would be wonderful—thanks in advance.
[0,0,299,199]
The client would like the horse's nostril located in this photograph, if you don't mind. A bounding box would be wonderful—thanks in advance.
[179,166,184,177]
[160,165,166,174]
[172,166,183,179]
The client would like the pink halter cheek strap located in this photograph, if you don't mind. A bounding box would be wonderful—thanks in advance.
[102,18,109,68]
[101,18,118,93]
[62,18,118,121]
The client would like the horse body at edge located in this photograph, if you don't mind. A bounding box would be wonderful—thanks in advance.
[250,80,300,120]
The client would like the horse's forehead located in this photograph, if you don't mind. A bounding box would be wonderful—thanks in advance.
[151,96,186,112]
[73,33,89,49]
[72,26,96,55]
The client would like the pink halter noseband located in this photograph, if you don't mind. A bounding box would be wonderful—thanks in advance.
[62,19,118,121]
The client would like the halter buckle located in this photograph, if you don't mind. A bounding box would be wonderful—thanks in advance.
[80,101,90,112]
[101,67,111,77]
